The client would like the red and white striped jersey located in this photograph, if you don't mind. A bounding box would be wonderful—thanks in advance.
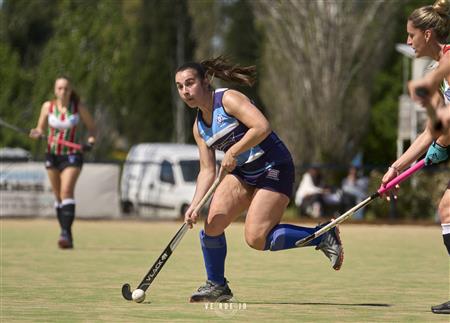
[47,101,80,155]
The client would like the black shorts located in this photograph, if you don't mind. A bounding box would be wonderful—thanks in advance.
[45,153,83,171]
[231,160,295,198]
[231,140,295,198]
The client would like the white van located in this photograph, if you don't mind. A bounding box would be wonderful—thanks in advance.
[120,143,222,219]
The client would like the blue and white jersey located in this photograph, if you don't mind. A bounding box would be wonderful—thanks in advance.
[197,88,295,196]
[197,88,268,166]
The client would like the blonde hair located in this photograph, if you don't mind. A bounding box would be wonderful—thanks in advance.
[408,0,450,43]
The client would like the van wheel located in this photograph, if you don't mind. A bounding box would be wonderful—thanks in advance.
[121,201,134,215]
[180,204,189,219]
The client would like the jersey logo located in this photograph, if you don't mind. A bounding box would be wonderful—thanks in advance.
[216,113,225,124]
[266,168,280,181]
[212,131,236,151]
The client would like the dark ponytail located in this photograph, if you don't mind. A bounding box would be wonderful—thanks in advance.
[70,90,80,106]
[200,56,256,87]
[176,56,257,87]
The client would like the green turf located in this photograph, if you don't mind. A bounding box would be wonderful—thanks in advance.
[1,219,449,322]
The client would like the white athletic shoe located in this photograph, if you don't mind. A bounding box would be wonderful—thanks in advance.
[315,225,344,270]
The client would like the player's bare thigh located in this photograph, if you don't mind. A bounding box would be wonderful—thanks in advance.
[245,188,290,250]
[46,168,61,201]
[205,174,253,236]
[60,167,81,200]
[438,185,450,224]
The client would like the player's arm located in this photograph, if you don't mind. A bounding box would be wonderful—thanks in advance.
[434,53,450,134]
[389,127,433,174]
[381,125,433,192]
[409,52,450,104]
[221,90,271,171]
[78,104,96,144]
[436,103,450,132]
[184,119,217,227]
[29,101,50,139]
[191,120,217,205]
[407,52,450,160]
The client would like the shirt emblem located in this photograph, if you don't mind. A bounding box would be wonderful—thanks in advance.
[266,168,280,181]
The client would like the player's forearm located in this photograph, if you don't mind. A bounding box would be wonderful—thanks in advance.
[228,126,271,158]
[437,105,450,134]
[391,129,433,172]
[436,132,450,146]
[191,168,216,206]
[79,105,96,138]
[433,59,450,82]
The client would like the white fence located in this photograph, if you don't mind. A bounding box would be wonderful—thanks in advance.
[0,162,121,218]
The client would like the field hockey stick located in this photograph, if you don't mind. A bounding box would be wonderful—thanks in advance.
[47,136,84,151]
[121,168,227,301]
[0,118,30,135]
[0,117,84,151]
[295,159,426,247]
[415,87,443,131]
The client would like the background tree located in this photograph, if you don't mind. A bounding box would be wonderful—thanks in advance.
[362,0,431,166]
[253,0,401,172]
[0,0,56,153]
[31,0,127,159]
[1,0,194,160]
[222,0,263,110]
[0,0,436,168]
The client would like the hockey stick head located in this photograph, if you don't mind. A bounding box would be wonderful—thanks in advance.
[120,172,225,302]
[121,283,133,301]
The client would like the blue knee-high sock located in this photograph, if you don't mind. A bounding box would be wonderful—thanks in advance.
[200,230,227,285]
[264,224,323,251]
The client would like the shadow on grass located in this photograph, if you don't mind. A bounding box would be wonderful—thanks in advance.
[244,301,391,307]
[81,247,155,252]
[128,300,391,307]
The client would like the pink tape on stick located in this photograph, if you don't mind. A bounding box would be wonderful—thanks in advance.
[377,159,426,195]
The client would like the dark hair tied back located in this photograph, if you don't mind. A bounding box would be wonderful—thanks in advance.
[200,56,256,87]
[176,56,257,87]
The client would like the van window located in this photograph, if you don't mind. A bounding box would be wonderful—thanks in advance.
[160,160,175,184]
[179,160,200,182]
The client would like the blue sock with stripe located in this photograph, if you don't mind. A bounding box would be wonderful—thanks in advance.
[200,230,227,285]
[264,224,323,251]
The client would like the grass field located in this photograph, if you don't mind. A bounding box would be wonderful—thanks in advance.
[1,219,449,322]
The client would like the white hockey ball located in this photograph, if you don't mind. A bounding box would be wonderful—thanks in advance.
[132,289,146,303]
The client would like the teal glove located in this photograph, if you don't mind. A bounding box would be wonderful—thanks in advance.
[425,141,449,166]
